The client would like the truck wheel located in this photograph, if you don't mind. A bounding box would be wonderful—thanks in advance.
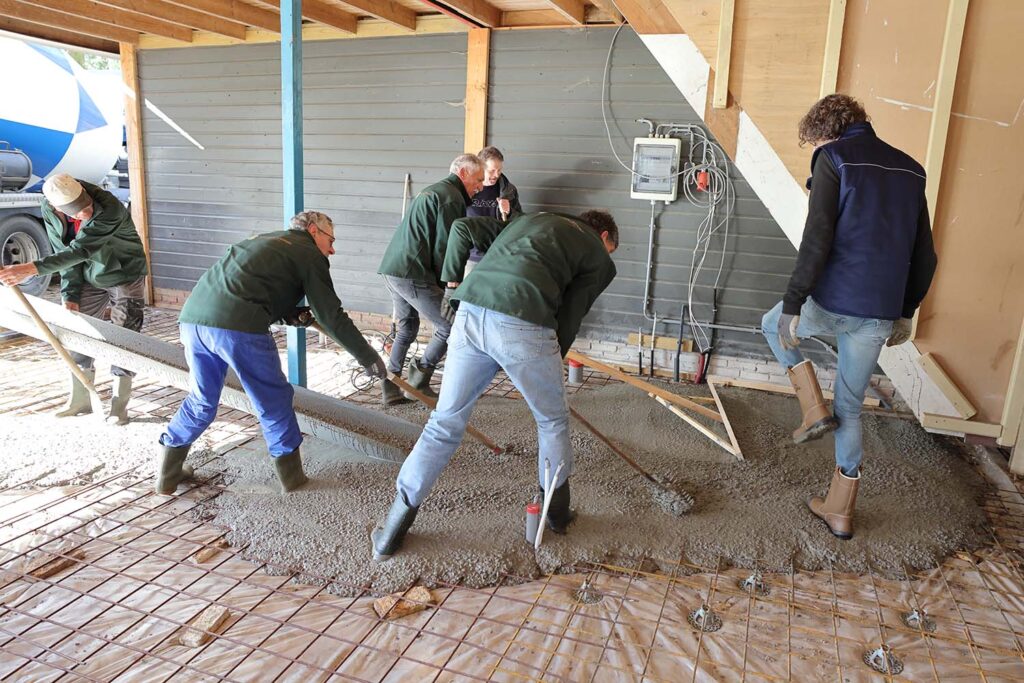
[0,215,52,297]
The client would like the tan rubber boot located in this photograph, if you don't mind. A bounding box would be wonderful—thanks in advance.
[107,375,132,426]
[808,466,860,539]
[788,360,837,444]
[55,368,95,417]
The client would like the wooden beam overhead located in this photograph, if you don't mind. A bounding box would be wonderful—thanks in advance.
[588,0,623,24]
[298,0,358,33]
[0,0,139,43]
[165,0,280,33]
[0,15,118,52]
[336,0,416,31]
[543,0,585,25]
[819,0,846,98]
[31,0,192,42]
[430,0,501,28]
[712,0,735,109]
[95,0,248,40]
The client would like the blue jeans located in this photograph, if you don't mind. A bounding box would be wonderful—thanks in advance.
[396,303,571,507]
[761,298,893,475]
[383,275,452,374]
[161,324,302,457]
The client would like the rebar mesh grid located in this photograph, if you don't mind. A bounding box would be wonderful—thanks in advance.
[1,305,1023,681]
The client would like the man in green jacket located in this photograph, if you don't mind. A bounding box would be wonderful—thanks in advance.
[377,154,484,405]
[0,173,147,425]
[371,211,619,561]
[156,211,387,496]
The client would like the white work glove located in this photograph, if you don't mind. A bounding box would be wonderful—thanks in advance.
[363,354,387,380]
[886,317,913,347]
[778,313,800,350]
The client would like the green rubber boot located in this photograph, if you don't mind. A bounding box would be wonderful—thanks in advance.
[55,368,95,418]
[381,378,410,406]
[273,449,309,493]
[541,480,576,535]
[106,375,132,426]
[371,491,419,561]
[156,443,194,495]
[405,359,437,400]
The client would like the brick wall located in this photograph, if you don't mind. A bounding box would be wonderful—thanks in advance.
[152,288,900,407]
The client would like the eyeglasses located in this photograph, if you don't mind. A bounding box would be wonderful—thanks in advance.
[315,225,335,245]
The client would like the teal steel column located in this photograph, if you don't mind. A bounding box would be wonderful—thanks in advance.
[282,0,306,386]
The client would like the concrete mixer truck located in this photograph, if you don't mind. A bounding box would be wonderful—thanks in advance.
[0,35,126,297]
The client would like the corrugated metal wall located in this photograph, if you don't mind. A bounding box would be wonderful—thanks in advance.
[139,28,796,356]
[139,33,468,314]
[487,28,795,353]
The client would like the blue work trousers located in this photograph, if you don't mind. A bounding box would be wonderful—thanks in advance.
[160,324,302,457]
[761,298,893,475]
[396,303,571,507]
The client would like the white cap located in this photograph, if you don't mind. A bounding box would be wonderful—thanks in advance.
[42,173,90,215]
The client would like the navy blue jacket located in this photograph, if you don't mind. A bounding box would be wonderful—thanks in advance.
[783,122,937,320]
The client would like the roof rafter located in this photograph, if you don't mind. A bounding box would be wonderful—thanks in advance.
[296,0,359,34]
[30,0,193,42]
[422,0,500,28]
[0,0,139,43]
[543,0,585,24]
[0,14,118,53]
[163,0,280,33]
[335,0,416,31]
[95,0,248,40]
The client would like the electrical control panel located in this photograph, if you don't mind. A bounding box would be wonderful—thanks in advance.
[630,137,682,202]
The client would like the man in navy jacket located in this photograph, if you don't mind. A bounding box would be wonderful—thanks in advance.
[761,94,937,540]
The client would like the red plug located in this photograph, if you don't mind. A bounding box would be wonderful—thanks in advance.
[696,170,709,192]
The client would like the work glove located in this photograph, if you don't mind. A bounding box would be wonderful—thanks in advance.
[362,353,388,380]
[886,317,914,347]
[275,306,314,327]
[778,313,800,350]
[440,286,458,324]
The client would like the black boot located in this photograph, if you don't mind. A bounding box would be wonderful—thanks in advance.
[542,480,576,534]
[371,491,419,561]
[405,359,437,400]
[381,378,409,406]
[156,443,193,495]
[273,449,309,493]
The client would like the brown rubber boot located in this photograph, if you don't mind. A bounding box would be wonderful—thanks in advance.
[788,360,837,444]
[808,466,860,539]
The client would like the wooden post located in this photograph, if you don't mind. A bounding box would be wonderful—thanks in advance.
[1000,317,1024,468]
[712,0,735,109]
[282,0,306,387]
[120,42,153,305]
[819,0,846,98]
[464,28,490,153]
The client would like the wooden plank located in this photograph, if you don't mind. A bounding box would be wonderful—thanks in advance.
[708,380,742,460]
[626,333,693,353]
[917,352,977,419]
[96,0,247,39]
[31,0,192,42]
[179,604,231,647]
[588,0,623,24]
[28,549,85,580]
[819,0,846,98]
[301,0,358,33]
[999,316,1024,453]
[0,0,139,43]
[373,586,434,620]
[0,15,119,52]
[121,43,154,305]
[191,537,229,564]
[543,0,584,25]
[652,394,735,457]
[167,0,280,32]
[921,413,1001,439]
[566,351,724,423]
[704,67,739,159]
[336,0,415,31]
[712,0,735,109]
[463,28,490,154]
[924,0,970,221]
[432,0,501,28]
[612,0,682,34]
[706,375,881,408]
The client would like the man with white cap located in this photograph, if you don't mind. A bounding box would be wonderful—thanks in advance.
[0,173,148,425]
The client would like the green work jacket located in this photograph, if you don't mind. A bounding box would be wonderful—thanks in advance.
[178,230,377,366]
[442,212,617,356]
[378,174,471,285]
[36,181,148,303]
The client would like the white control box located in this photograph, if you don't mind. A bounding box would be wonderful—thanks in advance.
[630,137,682,202]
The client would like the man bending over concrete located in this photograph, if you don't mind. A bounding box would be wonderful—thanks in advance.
[377,154,484,405]
[371,211,618,561]
[0,173,147,425]
[761,94,937,539]
[157,211,386,495]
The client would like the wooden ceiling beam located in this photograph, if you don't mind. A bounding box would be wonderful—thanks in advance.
[0,0,139,43]
[30,0,192,42]
[0,14,118,53]
[543,0,585,25]
[424,0,500,28]
[588,0,623,24]
[95,0,248,40]
[297,0,359,33]
[164,0,280,33]
[335,0,416,31]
